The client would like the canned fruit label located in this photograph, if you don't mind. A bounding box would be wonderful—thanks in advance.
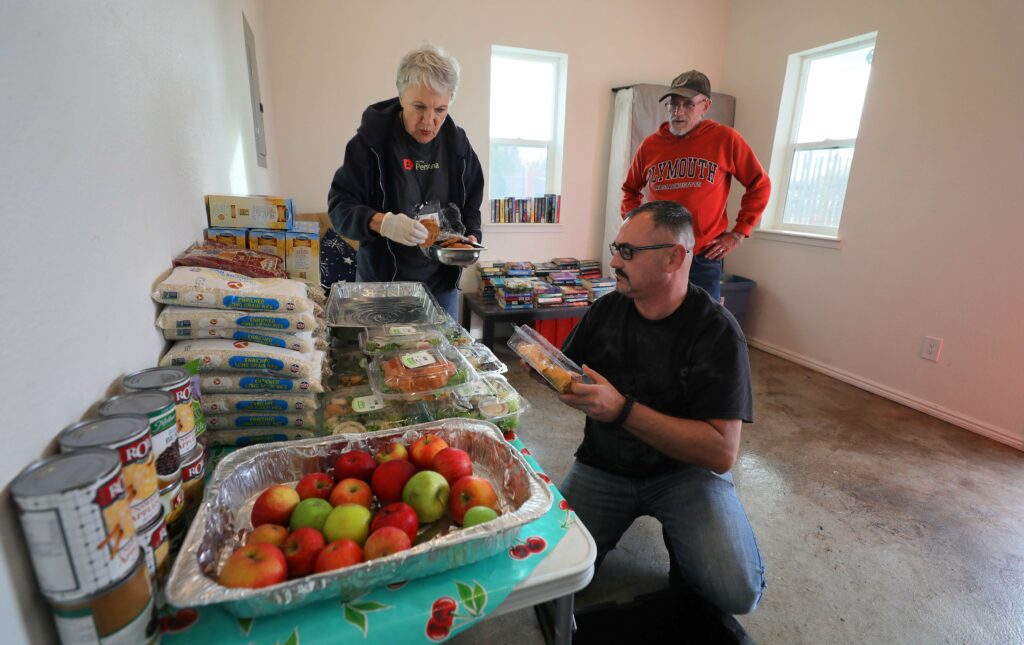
[54,595,156,645]
[129,491,161,529]
[177,428,197,455]
[141,521,169,583]
[16,469,139,600]
[190,399,207,436]
[181,455,205,483]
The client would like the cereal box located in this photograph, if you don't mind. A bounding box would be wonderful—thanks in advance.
[247,229,287,263]
[285,230,320,286]
[205,228,247,249]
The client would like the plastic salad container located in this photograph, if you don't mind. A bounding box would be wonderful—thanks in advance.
[457,342,507,375]
[358,325,446,355]
[322,385,433,434]
[367,344,476,399]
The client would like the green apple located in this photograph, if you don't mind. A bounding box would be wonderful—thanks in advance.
[322,503,372,545]
[289,498,332,532]
[462,505,499,527]
[402,470,450,523]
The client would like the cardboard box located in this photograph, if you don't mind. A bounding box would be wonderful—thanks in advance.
[206,195,294,230]
[286,230,320,286]
[247,229,287,263]
[291,220,320,234]
[205,227,247,248]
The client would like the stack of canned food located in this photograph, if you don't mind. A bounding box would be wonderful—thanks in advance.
[12,366,207,643]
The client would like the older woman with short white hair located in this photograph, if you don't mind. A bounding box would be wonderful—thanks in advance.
[328,45,484,316]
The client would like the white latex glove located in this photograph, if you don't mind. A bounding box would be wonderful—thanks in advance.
[379,212,428,246]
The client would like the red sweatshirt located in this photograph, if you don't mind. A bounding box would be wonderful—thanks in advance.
[621,120,770,254]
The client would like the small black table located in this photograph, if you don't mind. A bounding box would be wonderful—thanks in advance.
[460,293,590,349]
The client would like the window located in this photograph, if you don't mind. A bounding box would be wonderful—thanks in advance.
[489,46,567,200]
[764,33,876,238]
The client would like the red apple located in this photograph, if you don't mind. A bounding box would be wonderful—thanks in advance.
[334,449,377,483]
[409,434,449,470]
[314,538,364,573]
[449,476,499,525]
[218,543,287,588]
[282,527,327,578]
[370,502,419,543]
[251,484,300,527]
[295,472,334,501]
[374,441,409,464]
[431,447,473,485]
[329,478,373,509]
[246,524,289,547]
[363,526,412,560]
[371,458,418,505]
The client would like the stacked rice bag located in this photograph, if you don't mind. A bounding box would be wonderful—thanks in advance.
[152,266,331,446]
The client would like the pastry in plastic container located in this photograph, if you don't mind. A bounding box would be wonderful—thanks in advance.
[507,324,592,394]
[358,325,446,355]
[322,386,432,434]
[367,345,475,399]
[457,342,507,375]
[164,419,552,618]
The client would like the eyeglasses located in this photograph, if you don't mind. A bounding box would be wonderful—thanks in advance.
[666,98,708,113]
[608,242,678,260]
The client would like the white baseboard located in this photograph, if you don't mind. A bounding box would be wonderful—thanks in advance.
[747,337,1023,452]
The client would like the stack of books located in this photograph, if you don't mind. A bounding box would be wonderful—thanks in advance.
[532,280,564,307]
[582,277,617,302]
[505,262,535,278]
[560,284,590,307]
[579,260,602,280]
[494,278,534,310]
[477,265,504,301]
[552,257,580,271]
[547,271,581,287]
[532,262,558,280]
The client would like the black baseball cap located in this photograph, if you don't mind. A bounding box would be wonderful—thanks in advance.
[659,70,712,101]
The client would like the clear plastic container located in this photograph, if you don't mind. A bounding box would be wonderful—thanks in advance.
[330,349,369,389]
[440,374,529,432]
[457,342,507,375]
[322,386,433,434]
[438,320,475,347]
[507,324,592,393]
[358,325,446,355]
[368,345,476,399]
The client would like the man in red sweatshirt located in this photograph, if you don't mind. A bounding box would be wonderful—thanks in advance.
[622,70,770,302]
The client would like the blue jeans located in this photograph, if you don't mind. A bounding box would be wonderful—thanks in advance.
[690,255,723,303]
[434,288,460,318]
[560,461,765,615]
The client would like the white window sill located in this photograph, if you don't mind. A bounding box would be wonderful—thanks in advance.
[483,223,563,233]
[752,228,844,249]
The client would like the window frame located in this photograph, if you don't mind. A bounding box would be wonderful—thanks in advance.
[488,45,568,198]
[760,32,877,241]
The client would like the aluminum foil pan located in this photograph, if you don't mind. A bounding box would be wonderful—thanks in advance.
[164,419,552,617]
[326,282,447,328]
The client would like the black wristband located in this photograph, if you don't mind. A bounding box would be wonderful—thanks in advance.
[612,395,635,428]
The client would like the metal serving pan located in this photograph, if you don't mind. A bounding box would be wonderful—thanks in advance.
[326,282,447,328]
[164,419,551,617]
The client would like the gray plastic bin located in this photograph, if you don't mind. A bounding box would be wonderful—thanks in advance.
[720,274,756,329]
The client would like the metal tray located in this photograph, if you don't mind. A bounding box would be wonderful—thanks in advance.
[326,282,447,328]
[426,241,486,267]
[164,419,552,617]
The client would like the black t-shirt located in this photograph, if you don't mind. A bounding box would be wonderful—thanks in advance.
[384,113,451,290]
[562,285,753,477]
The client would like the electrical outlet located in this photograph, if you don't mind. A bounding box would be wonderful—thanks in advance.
[921,336,943,362]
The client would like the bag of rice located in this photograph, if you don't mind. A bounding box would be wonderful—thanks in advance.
[162,327,318,354]
[152,266,313,313]
[160,340,322,378]
[202,393,319,415]
[199,371,325,394]
[204,411,317,429]
[206,427,320,447]
[156,305,318,334]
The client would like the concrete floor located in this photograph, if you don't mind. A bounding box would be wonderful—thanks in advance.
[451,346,1024,644]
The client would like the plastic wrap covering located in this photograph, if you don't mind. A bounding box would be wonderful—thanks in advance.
[164,420,552,617]
[326,282,447,328]
[432,374,528,432]
[507,324,592,393]
[367,345,476,399]
[457,342,508,375]
[358,326,446,355]
[322,386,433,434]
[439,320,475,347]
